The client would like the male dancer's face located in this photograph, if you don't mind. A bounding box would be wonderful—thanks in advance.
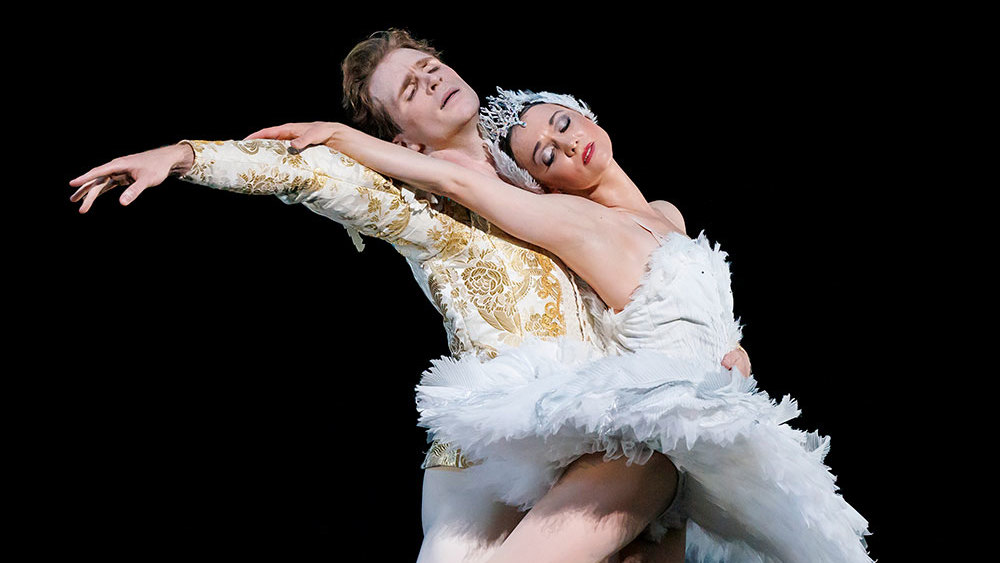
[368,48,480,152]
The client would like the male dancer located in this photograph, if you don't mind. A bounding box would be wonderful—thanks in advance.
[70,29,750,562]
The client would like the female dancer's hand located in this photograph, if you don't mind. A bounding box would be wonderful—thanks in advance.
[245,122,345,152]
[68,144,194,214]
[722,347,752,378]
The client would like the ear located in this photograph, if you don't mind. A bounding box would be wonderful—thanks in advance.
[392,133,426,154]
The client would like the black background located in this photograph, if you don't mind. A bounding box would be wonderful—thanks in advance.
[27,6,926,561]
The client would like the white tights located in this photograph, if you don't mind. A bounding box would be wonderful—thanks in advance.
[417,466,525,563]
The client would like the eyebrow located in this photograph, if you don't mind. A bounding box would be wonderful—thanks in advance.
[397,57,436,101]
[531,110,563,163]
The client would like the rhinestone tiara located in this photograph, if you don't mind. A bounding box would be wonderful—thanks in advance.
[478,87,598,193]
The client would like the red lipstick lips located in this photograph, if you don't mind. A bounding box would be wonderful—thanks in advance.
[583,142,595,165]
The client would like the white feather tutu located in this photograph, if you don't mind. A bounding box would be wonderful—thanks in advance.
[415,232,872,562]
[416,337,871,562]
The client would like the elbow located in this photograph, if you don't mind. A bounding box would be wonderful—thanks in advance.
[430,164,470,201]
[437,176,463,201]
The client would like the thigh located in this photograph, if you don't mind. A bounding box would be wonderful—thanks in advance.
[617,526,686,563]
[555,450,679,524]
[418,467,526,563]
[483,451,680,563]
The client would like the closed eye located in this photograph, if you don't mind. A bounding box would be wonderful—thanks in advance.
[543,116,572,166]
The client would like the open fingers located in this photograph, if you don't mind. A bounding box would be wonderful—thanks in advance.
[74,177,115,213]
[75,174,135,213]
[119,177,150,206]
[79,177,113,214]
[70,160,128,187]
[70,177,105,202]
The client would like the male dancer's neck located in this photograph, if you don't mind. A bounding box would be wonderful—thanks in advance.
[424,119,501,180]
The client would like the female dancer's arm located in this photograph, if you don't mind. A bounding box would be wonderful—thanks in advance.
[247,122,606,253]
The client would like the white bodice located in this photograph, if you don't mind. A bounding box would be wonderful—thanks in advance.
[585,230,743,372]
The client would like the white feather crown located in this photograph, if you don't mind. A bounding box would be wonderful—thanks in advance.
[478,87,597,193]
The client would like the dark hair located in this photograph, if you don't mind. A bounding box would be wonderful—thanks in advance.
[341,29,442,141]
[498,102,545,169]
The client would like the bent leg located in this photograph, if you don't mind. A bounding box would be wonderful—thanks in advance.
[484,451,680,563]
[418,466,526,563]
[616,524,686,563]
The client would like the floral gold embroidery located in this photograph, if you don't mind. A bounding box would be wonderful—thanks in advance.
[355,186,412,242]
[525,252,567,338]
[185,140,225,152]
[235,167,322,195]
[488,243,567,340]
[234,139,263,155]
[186,159,212,179]
[427,263,473,357]
[427,215,471,261]
[462,248,527,337]
[231,139,308,168]
[361,166,402,195]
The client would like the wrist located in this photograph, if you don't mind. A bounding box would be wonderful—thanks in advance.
[326,123,349,150]
[169,142,195,176]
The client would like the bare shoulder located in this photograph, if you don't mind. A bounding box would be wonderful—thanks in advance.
[649,200,686,234]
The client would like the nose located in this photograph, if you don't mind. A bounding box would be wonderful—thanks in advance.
[562,138,578,157]
[421,71,442,94]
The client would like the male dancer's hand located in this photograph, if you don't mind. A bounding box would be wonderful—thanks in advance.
[722,347,752,378]
[69,144,195,213]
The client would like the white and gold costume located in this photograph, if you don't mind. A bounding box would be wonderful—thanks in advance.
[176,138,602,469]
[416,223,873,562]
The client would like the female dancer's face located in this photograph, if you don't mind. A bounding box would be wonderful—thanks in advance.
[508,103,613,192]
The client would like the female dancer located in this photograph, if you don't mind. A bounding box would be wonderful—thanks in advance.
[243,88,873,562]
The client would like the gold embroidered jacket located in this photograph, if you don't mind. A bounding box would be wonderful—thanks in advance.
[177,139,604,467]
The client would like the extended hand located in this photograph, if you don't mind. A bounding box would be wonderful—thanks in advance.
[245,122,345,153]
[721,347,752,378]
[68,144,192,214]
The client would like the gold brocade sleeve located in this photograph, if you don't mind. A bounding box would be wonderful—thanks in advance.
[176,139,473,261]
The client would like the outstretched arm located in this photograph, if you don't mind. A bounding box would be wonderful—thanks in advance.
[68,139,470,261]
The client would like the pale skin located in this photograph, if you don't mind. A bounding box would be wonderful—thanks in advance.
[68,47,750,563]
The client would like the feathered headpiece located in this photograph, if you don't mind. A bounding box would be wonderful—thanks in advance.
[478,87,597,193]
